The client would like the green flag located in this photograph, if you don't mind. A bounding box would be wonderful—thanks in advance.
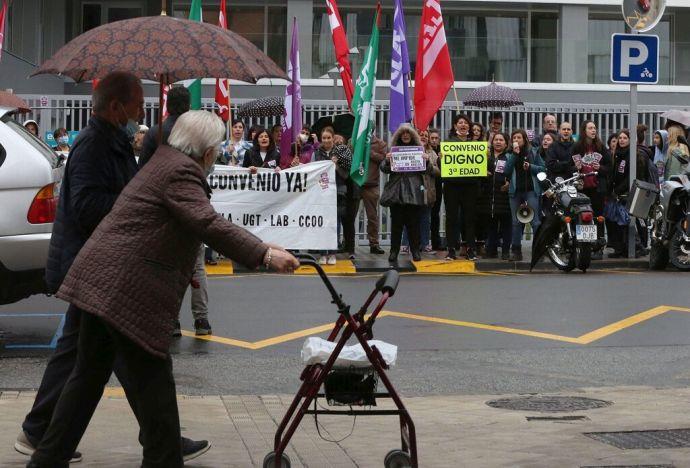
[188,0,203,110]
[349,7,380,187]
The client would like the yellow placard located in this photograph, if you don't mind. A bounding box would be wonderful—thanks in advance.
[440,141,488,178]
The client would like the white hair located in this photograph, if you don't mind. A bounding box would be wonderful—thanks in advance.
[168,110,225,159]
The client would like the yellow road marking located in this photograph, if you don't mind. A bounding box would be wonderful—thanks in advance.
[180,305,690,349]
[295,260,356,275]
[205,260,233,276]
[413,259,475,274]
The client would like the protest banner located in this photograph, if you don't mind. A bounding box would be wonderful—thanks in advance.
[391,145,425,172]
[209,160,337,250]
[440,141,488,177]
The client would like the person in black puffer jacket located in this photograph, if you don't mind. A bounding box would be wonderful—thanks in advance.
[545,121,576,181]
[485,133,513,260]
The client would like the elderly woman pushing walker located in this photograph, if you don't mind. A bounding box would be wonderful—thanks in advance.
[27,111,299,468]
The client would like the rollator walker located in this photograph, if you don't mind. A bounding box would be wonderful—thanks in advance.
[263,254,418,468]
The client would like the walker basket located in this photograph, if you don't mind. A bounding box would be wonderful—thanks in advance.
[324,366,378,406]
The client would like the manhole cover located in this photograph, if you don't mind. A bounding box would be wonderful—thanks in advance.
[486,395,612,413]
[584,428,690,449]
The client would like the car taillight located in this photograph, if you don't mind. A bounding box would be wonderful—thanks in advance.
[580,212,593,223]
[27,183,58,224]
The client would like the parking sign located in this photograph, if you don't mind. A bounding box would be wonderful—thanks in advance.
[611,33,659,84]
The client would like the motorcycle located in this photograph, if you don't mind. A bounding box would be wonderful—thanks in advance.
[649,150,690,271]
[530,172,605,272]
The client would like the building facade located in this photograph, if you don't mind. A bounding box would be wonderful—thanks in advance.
[2,0,690,106]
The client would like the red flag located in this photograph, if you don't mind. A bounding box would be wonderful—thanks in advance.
[414,0,454,131]
[0,0,8,61]
[161,84,170,119]
[214,0,231,122]
[92,80,99,90]
[326,0,354,107]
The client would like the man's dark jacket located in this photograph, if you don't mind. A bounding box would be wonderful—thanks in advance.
[138,114,179,168]
[45,116,138,292]
[545,139,576,180]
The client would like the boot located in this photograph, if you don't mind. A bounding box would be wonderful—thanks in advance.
[510,248,523,262]
[388,250,399,263]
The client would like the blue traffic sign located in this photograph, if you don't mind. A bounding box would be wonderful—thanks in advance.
[611,33,659,84]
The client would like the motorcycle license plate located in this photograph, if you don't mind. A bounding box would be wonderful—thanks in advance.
[575,224,597,242]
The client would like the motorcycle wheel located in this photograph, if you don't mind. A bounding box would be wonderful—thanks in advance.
[547,242,575,272]
[649,240,669,270]
[576,243,592,272]
[669,226,690,271]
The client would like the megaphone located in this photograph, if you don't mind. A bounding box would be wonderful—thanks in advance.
[517,204,534,224]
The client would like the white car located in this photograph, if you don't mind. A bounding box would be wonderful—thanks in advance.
[0,107,63,304]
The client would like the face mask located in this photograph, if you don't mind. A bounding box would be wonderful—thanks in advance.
[57,136,69,146]
[118,103,139,139]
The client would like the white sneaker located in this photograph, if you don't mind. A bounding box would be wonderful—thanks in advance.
[319,255,327,265]
[327,255,337,265]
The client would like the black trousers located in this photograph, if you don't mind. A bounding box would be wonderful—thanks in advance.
[444,183,479,250]
[30,310,182,468]
[583,188,605,248]
[23,305,144,445]
[390,204,422,254]
[342,194,360,254]
[486,212,512,254]
[431,178,444,249]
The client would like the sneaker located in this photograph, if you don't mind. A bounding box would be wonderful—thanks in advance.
[172,320,182,337]
[182,437,212,462]
[15,431,83,463]
[466,248,478,261]
[318,255,327,265]
[445,248,457,260]
[400,246,409,254]
[423,246,436,254]
[205,259,218,266]
[194,318,212,336]
[388,250,399,263]
[370,245,385,254]
[348,253,356,260]
[327,254,337,265]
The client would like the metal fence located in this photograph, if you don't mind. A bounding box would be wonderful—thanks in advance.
[14,95,690,246]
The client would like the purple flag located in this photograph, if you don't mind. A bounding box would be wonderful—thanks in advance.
[389,0,411,134]
[280,17,303,168]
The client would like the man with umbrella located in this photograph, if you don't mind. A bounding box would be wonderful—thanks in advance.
[15,71,211,465]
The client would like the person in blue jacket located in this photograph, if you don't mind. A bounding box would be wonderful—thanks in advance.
[504,129,546,261]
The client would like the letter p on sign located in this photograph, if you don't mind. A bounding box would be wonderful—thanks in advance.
[611,33,659,84]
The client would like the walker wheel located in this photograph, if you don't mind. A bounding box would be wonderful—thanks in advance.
[263,451,291,468]
[384,449,412,468]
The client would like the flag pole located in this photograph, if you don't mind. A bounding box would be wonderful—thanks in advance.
[452,81,460,113]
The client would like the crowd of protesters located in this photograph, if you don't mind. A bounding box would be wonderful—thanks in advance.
[28,97,690,266]
[183,109,687,264]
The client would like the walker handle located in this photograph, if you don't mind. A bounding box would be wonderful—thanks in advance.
[294,254,347,311]
[376,270,400,297]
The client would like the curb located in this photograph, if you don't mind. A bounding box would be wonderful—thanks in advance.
[475,258,650,272]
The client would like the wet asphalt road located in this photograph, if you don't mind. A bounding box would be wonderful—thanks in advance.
[1,270,689,396]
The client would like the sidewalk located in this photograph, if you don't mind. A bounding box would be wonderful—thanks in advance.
[2,386,690,467]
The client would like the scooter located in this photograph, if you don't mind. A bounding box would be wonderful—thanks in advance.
[649,150,690,270]
[530,172,604,272]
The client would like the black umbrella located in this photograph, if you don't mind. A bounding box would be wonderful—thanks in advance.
[311,113,355,141]
[529,214,563,271]
[464,80,523,108]
[237,96,285,118]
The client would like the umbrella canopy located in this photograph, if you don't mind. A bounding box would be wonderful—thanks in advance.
[464,80,523,108]
[661,110,690,128]
[31,15,287,84]
[237,96,285,118]
[311,113,355,141]
[0,91,31,113]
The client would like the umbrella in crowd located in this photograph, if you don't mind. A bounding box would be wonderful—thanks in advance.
[237,96,285,118]
[311,113,355,141]
[0,91,31,113]
[464,79,524,108]
[30,15,287,135]
[661,110,690,128]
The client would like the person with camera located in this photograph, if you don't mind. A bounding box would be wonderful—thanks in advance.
[504,129,546,261]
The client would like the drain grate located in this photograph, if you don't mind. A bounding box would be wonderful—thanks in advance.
[584,428,690,449]
[581,465,674,468]
[486,395,612,413]
[527,415,589,422]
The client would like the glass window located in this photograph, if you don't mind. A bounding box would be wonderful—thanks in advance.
[313,7,527,82]
[81,2,143,33]
[82,4,102,32]
[588,14,672,84]
[531,13,558,83]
